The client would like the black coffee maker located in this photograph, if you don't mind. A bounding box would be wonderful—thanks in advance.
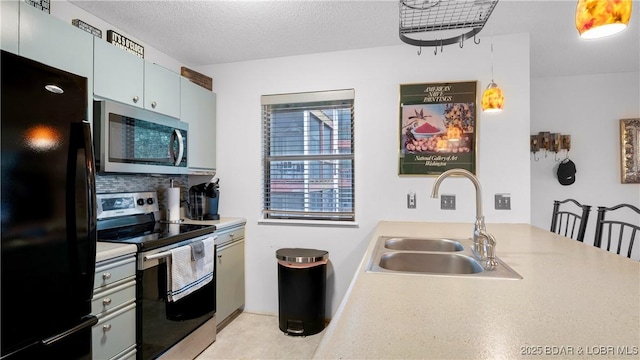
[188,180,219,220]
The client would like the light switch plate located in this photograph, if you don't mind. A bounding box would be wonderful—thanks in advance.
[407,193,416,209]
[441,194,456,210]
[495,193,511,210]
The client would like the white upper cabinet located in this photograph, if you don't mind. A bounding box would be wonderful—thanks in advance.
[18,2,93,79]
[180,77,216,172]
[144,63,181,119]
[93,39,144,108]
[16,2,93,125]
[94,39,180,118]
[0,0,19,54]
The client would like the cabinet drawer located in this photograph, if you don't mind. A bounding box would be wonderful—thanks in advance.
[95,256,136,289]
[92,303,136,360]
[92,279,135,316]
[215,226,245,246]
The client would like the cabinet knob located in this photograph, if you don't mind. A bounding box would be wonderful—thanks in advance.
[102,272,111,280]
[151,101,157,108]
[103,324,112,332]
[103,298,112,306]
[229,233,235,237]
[133,96,139,103]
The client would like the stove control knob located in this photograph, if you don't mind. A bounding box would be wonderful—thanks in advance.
[137,198,145,206]
[146,198,154,205]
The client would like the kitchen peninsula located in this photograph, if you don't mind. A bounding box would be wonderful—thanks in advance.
[313,221,640,359]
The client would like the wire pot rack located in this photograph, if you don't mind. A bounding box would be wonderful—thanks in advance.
[399,0,499,54]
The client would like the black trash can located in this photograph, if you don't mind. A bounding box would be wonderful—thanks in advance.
[276,248,329,336]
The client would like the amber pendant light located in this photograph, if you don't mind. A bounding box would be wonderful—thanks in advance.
[481,39,504,113]
[576,0,632,39]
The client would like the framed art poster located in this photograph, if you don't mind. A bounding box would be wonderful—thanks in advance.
[399,81,478,176]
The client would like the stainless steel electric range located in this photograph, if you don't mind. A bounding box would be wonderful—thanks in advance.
[96,191,217,360]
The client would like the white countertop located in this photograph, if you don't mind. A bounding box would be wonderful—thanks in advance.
[313,221,640,359]
[181,216,246,230]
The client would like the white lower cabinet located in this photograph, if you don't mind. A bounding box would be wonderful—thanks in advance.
[215,226,245,326]
[92,255,137,360]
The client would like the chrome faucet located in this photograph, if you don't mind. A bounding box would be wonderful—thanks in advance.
[430,168,497,269]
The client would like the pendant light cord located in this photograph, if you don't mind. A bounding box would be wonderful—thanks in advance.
[490,27,495,82]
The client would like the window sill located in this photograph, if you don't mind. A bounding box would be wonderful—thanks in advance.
[258,218,359,228]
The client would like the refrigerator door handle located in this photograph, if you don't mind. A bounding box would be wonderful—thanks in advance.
[81,120,97,294]
[40,315,98,347]
[66,120,98,299]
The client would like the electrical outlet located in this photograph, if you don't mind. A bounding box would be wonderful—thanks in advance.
[407,192,416,209]
[495,193,511,210]
[441,194,456,210]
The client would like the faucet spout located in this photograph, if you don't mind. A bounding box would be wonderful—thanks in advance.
[431,168,496,266]
[430,168,484,222]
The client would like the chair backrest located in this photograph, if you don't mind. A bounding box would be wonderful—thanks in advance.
[550,199,591,242]
[594,203,640,259]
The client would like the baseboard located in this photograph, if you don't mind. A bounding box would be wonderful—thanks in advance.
[217,308,244,333]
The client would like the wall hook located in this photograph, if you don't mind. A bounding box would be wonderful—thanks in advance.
[474,34,480,45]
[531,152,540,161]
[460,36,464,48]
[418,46,422,55]
[554,152,561,161]
[434,45,438,55]
[440,40,444,54]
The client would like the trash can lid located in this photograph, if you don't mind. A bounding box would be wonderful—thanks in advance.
[276,248,329,263]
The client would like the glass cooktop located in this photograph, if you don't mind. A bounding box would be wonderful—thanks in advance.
[97,216,215,251]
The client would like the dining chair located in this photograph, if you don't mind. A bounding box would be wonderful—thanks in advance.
[550,199,591,242]
[594,203,640,259]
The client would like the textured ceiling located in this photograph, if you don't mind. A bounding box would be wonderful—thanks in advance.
[70,0,639,78]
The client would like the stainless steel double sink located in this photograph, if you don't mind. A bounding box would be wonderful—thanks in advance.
[366,237,522,279]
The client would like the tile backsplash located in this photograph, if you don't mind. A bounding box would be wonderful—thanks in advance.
[96,174,188,215]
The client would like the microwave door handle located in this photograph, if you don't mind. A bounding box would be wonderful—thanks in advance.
[173,129,184,166]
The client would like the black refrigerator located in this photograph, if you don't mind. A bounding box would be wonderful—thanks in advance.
[1,50,98,359]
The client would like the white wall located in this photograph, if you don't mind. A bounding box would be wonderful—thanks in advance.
[198,33,531,316]
[530,72,640,250]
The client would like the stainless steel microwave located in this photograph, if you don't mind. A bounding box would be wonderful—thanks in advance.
[93,100,188,174]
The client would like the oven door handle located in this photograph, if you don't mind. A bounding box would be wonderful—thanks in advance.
[143,235,217,262]
[144,251,172,261]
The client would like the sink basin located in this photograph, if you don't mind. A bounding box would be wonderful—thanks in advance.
[384,238,463,252]
[379,252,482,274]
[366,236,522,280]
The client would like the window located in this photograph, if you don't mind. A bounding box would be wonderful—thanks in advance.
[261,89,355,221]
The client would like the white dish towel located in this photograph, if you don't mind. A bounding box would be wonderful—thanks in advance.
[166,236,214,302]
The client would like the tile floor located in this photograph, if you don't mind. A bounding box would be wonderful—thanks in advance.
[195,313,325,359]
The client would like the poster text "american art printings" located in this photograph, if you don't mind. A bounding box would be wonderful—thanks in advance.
[399,81,477,176]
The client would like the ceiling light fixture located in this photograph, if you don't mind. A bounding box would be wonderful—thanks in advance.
[576,0,632,39]
[481,38,504,113]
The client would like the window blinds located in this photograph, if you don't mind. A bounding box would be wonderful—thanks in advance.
[261,89,355,221]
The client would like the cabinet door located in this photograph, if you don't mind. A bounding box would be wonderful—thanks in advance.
[144,62,181,118]
[181,78,216,172]
[19,3,93,77]
[94,38,144,108]
[216,239,245,325]
[1,0,19,54]
[18,2,94,124]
